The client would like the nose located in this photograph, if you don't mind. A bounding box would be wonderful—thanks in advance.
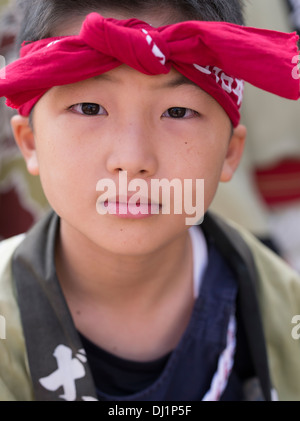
[106,118,159,178]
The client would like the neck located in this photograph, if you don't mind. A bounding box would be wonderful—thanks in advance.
[55,219,196,360]
[55,220,193,308]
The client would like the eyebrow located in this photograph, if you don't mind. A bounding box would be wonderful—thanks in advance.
[158,75,200,89]
[93,73,200,90]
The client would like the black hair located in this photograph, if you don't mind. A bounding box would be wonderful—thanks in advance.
[16,0,244,46]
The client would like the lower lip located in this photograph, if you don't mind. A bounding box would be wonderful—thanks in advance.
[103,201,161,219]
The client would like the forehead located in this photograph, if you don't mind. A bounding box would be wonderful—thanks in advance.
[55,9,179,37]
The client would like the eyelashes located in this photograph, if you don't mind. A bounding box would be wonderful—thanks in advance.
[68,103,108,116]
[68,103,200,119]
[162,107,199,119]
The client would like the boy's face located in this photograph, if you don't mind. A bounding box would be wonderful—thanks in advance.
[11,11,246,256]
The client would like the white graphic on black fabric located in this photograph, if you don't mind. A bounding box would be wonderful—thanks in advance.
[39,344,88,401]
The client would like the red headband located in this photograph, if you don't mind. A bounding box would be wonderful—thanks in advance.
[0,12,299,126]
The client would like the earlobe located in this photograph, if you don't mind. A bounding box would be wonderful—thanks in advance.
[10,114,40,176]
[220,124,246,182]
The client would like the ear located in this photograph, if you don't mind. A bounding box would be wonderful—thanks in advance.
[220,124,246,182]
[10,114,40,176]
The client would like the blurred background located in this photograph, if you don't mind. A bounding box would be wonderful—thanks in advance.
[0,0,49,240]
[1,0,300,274]
[211,0,300,274]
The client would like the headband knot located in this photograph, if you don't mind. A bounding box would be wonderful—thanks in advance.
[80,14,171,74]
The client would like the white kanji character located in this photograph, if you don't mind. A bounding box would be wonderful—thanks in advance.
[221,73,234,94]
[232,79,244,106]
[193,63,212,75]
[212,67,222,83]
[39,345,87,401]
[141,29,166,65]
[46,40,61,48]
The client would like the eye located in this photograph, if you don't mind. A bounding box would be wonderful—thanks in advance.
[69,103,108,116]
[162,107,199,119]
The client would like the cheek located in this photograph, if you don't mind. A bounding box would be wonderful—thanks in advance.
[177,138,228,211]
[33,125,95,214]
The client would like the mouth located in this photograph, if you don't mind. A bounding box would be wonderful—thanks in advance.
[99,196,162,219]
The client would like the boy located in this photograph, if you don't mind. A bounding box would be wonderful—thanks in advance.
[0,0,300,401]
